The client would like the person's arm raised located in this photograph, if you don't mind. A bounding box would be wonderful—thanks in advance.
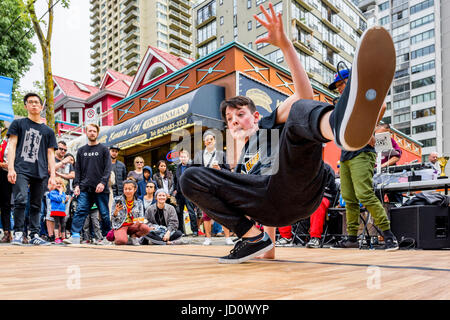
[254,3,313,124]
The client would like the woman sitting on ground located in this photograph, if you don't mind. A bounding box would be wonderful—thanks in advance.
[111,179,151,245]
[143,189,183,245]
[141,181,157,211]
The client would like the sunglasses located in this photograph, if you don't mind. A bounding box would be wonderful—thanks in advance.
[58,147,67,152]
[135,161,144,164]
[146,185,155,188]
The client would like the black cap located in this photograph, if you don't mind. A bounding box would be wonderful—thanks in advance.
[109,145,120,151]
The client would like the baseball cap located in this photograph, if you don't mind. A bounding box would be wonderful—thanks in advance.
[328,69,350,90]
[109,145,121,151]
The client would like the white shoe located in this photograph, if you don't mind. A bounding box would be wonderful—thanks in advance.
[131,237,140,246]
[11,232,23,246]
[225,237,234,245]
[203,238,212,246]
[63,236,80,245]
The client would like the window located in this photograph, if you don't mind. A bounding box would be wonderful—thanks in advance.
[197,0,216,26]
[410,29,434,44]
[379,16,389,25]
[419,138,436,147]
[378,1,389,12]
[197,20,217,44]
[393,112,410,124]
[411,13,434,29]
[411,60,435,74]
[220,36,224,45]
[248,21,252,30]
[411,44,435,59]
[412,91,436,104]
[143,62,167,84]
[220,16,224,25]
[265,49,284,64]
[411,0,434,15]
[393,83,410,94]
[247,0,251,9]
[393,99,410,110]
[413,122,436,134]
[412,76,435,89]
[54,86,62,97]
[68,110,81,125]
[412,106,435,119]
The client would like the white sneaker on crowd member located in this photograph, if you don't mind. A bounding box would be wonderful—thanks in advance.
[130,237,140,246]
[275,237,293,247]
[203,237,212,246]
[225,237,234,245]
[63,236,80,245]
[11,232,24,246]
[100,238,110,245]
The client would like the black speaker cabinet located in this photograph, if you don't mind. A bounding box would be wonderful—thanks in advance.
[390,205,450,249]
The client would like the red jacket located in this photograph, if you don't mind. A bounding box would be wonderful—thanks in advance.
[0,138,7,163]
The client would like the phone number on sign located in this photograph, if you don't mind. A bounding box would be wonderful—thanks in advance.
[149,118,188,138]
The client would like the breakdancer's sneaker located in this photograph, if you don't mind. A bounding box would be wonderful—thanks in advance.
[218,232,273,264]
[329,26,396,151]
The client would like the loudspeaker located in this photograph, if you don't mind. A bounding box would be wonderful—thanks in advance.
[390,205,450,249]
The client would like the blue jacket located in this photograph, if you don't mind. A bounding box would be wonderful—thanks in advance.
[137,165,153,199]
[47,190,66,212]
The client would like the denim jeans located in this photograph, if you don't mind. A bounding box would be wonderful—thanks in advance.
[71,192,111,236]
[12,174,46,237]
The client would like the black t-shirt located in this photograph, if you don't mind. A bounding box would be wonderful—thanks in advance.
[236,110,283,176]
[340,145,376,162]
[74,143,111,193]
[7,118,57,179]
[155,207,166,226]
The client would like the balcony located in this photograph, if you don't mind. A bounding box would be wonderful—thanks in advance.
[123,32,138,43]
[321,17,340,34]
[293,40,314,56]
[90,2,99,10]
[123,0,138,15]
[293,18,313,34]
[124,47,139,60]
[90,17,100,27]
[323,59,337,72]
[169,29,192,44]
[323,39,340,53]
[124,57,139,70]
[321,0,340,13]
[91,50,100,59]
[90,11,99,19]
[91,58,100,67]
[169,2,191,18]
[169,9,191,24]
[174,0,191,10]
[170,39,192,53]
[122,8,138,24]
[123,20,138,34]
[90,33,100,42]
[124,40,138,52]
[294,0,313,12]
[169,19,192,34]
[90,41,100,50]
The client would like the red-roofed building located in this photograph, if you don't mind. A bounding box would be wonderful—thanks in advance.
[53,70,131,138]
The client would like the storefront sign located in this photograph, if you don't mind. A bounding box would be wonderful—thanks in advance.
[97,84,225,148]
[166,150,180,162]
[238,73,288,117]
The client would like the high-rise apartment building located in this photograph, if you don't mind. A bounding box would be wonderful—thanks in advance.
[358,0,443,160]
[89,0,193,85]
[193,0,367,93]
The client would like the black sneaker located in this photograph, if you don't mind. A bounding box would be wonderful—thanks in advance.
[329,26,396,151]
[218,232,273,264]
[384,237,399,252]
[331,238,359,249]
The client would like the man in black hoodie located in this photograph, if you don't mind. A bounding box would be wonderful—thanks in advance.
[65,124,111,245]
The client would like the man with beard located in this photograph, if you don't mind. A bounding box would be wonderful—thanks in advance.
[65,123,112,244]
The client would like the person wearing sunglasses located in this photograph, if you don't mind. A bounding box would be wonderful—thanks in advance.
[127,156,147,183]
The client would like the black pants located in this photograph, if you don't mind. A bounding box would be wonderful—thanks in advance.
[0,170,13,231]
[12,173,46,237]
[176,194,198,233]
[180,100,333,238]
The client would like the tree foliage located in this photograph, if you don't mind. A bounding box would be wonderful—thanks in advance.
[19,0,70,132]
[0,0,36,91]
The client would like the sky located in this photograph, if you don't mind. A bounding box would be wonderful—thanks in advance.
[20,0,92,91]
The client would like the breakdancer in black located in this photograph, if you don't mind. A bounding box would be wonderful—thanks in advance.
[180,3,396,263]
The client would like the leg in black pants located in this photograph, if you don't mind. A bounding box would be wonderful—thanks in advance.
[12,174,46,238]
[176,195,198,234]
[0,170,12,232]
[180,100,333,238]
